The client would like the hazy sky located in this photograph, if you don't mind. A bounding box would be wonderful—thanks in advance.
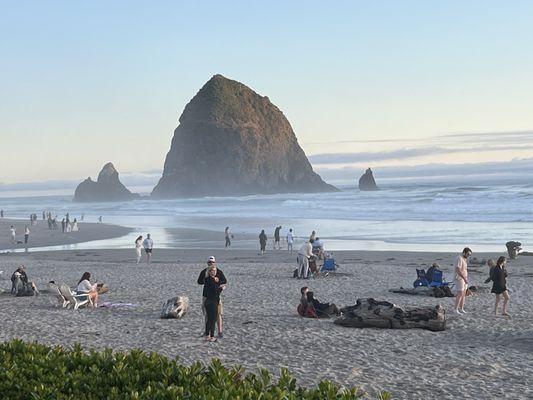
[2,1,533,183]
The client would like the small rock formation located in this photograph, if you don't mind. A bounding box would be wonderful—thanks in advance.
[74,163,138,202]
[152,74,337,198]
[334,298,446,331]
[160,296,189,319]
[358,168,378,191]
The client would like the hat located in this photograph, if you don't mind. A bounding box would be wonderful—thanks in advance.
[207,256,216,263]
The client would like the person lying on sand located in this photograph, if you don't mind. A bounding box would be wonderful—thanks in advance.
[306,291,341,316]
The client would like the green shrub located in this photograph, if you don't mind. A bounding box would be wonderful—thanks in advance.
[0,339,391,399]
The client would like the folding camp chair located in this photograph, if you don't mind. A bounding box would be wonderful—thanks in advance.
[59,284,91,310]
[413,269,430,288]
[428,270,452,287]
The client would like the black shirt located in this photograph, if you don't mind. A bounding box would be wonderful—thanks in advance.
[203,276,222,303]
[197,268,227,298]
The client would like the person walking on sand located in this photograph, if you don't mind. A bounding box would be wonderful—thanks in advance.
[1,209,4,218]
[143,234,154,264]
[10,225,16,243]
[453,247,472,315]
[259,229,267,254]
[273,225,282,250]
[491,256,511,317]
[286,228,294,253]
[224,226,232,249]
[72,218,79,232]
[297,239,315,279]
[135,235,143,264]
[61,218,66,233]
[24,226,30,244]
[198,256,227,339]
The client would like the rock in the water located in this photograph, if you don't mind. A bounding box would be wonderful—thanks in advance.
[74,162,138,202]
[160,296,189,319]
[334,298,446,331]
[152,74,337,198]
[358,168,378,191]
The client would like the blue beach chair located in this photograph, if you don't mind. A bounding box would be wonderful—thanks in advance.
[321,256,337,272]
[413,269,430,288]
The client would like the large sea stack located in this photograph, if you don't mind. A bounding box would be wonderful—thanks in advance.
[152,75,336,198]
[358,168,378,191]
[74,162,138,202]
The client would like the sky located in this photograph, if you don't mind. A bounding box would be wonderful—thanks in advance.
[2,1,533,185]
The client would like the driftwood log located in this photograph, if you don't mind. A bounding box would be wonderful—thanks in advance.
[334,298,446,331]
[160,296,189,319]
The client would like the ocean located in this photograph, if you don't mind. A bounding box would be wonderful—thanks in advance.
[0,178,531,253]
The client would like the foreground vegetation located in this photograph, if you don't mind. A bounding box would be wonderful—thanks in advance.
[0,340,391,399]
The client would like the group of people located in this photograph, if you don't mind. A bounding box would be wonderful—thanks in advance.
[299,286,340,317]
[134,234,154,264]
[453,247,511,316]
[296,231,326,279]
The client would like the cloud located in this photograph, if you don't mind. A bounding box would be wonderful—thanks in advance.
[308,144,533,164]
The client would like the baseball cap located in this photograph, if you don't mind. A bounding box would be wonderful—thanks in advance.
[207,256,216,263]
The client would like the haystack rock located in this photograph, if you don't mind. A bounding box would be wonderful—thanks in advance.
[151,74,337,198]
[74,163,139,202]
[358,168,378,191]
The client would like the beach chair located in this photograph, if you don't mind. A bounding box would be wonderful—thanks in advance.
[413,269,430,288]
[50,283,69,308]
[428,270,452,287]
[321,256,337,272]
[59,284,90,310]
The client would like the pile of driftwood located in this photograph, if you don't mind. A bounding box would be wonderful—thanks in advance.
[334,298,446,331]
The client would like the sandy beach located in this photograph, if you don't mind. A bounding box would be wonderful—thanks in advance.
[1,245,532,399]
[0,218,132,252]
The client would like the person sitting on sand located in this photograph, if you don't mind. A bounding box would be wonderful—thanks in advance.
[76,272,99,307]
[306,291,340,316]
[300,286,309,310]
[11,265,38,296]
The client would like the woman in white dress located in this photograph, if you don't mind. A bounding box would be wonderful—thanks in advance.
[135,235,143,264]
[66,221,72,233]
[72,219,79,232]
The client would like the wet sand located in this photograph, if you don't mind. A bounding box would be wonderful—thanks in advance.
[0,218,132,252]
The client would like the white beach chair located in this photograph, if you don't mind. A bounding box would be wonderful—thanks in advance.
[50,283,69,308]
[59,284,90,310]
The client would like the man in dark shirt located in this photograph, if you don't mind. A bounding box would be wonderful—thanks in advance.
[197,256,227,337]
[274,226,282,250]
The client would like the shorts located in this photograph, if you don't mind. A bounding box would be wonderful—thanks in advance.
[202,296,223,316]
[144,249,153,253]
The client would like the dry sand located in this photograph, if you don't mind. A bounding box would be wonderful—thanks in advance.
[1,247,532,399]
[0,218,131,251]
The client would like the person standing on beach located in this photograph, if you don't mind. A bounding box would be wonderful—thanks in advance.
[202,264,224,342]
[286,228,294,252]
[98,216,102,223]
[297,239,314,279]
[197,256,227,339]
[309,230,316,242]
[453,247,472,314]
[259,229,267,254]
[143,234,153,264]
[0,210,4,218]
[10,225,16,243]
[273,226,282,250]
[491,256,510,316]
[61,218,66,233]
[24,226,30,244]
[135,235,143,264]
[224,226,232,249]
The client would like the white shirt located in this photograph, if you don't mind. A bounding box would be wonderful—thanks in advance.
[77,279,94,293]
[10,228,15,237]
[298,242,313,258]
[143,238,153,249]
[25,227,30,235]
[286,232,294,244]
